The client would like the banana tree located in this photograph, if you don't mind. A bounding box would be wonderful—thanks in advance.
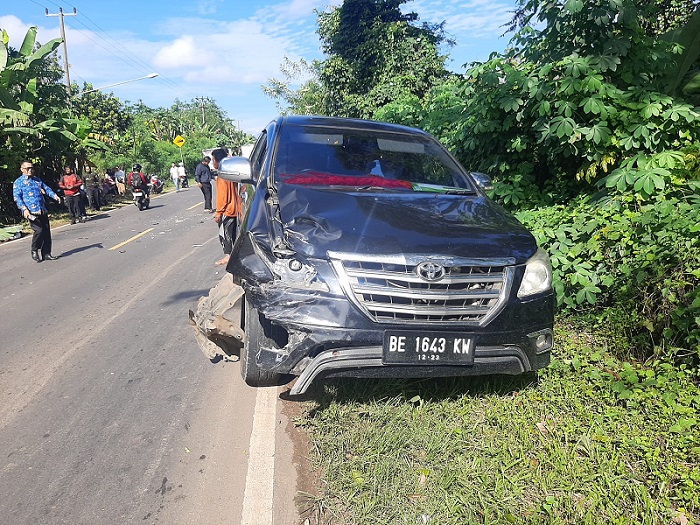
[0,26,62,128]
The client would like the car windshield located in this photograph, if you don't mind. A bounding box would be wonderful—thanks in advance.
[274,124,474,192]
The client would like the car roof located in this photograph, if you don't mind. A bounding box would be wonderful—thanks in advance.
[275,115,431,136]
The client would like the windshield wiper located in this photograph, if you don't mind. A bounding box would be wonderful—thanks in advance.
[442,188,477,195]
[355,185,393,191]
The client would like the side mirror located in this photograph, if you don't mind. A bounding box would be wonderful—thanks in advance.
[470,172,494,191]
[218,157,254,184]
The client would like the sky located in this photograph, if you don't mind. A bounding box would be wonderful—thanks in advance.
[1,0,516,135]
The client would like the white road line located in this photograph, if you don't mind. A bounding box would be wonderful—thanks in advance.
[240,386,278,525]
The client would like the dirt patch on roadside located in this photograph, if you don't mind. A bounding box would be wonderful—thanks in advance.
[280,389,331,525]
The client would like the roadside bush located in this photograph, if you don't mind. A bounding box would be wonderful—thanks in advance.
[517,146,700,360]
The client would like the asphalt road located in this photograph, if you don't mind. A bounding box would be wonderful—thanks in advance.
[0,188,299,525]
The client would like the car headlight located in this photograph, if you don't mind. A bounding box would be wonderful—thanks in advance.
[517,248,552,298]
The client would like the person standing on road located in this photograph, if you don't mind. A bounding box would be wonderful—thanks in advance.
[177,162,187,188]
[169,162,179,192]
[13,161,62,262]
[195,156,213,212]
[114,166,126,195]
[82,165,101,211]
[211,147,245,266]
[59,165,85,224]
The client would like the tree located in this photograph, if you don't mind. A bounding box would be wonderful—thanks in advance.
[0,26,105,222]
[72,84,132,140]
[0,26,63,174]
[315,0,452,118]
[262,57,326,115]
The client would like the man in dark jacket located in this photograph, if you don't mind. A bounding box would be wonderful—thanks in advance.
[194,156,213,212]
[82,165,101,211]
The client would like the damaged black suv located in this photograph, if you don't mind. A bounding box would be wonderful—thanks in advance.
[191,115,554,395]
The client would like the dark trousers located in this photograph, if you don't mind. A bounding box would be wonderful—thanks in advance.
[200,182,212,210]
[219,215,238,255]
[86,187,101,210]
[64,194,81,218]
[30,213,52,256]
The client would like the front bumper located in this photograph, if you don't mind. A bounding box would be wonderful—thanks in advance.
[288,340,550,395]
[250,284,554,394]
[190,275,554,394]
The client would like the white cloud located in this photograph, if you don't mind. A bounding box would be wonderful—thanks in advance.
[0,16,59,47]
[154,36,206,69]
[152,19,303,85]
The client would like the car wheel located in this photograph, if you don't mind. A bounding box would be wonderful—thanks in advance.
[241,296,283,387]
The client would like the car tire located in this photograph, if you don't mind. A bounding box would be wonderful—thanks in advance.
[241,296,283,387]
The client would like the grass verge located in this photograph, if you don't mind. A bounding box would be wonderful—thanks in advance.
[294,320,700,524]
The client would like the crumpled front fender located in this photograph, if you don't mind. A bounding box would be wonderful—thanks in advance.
[188,274,245,361]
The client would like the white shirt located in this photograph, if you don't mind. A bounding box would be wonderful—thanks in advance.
[170,166,178,180]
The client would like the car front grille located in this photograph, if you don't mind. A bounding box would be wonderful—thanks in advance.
[329,252,514,325]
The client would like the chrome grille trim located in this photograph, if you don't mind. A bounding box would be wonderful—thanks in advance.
[328,251,515,326]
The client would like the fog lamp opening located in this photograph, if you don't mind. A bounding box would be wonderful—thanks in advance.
[528,329,553,354]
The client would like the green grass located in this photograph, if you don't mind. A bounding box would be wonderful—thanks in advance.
[295,321,700,524]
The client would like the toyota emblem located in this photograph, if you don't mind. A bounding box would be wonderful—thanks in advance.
[416,261,446,282]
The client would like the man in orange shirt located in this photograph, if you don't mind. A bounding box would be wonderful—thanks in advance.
[211,147,245,266]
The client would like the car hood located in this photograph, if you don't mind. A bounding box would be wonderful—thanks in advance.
[274,184,537,263]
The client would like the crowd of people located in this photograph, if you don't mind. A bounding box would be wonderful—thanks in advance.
[13,154,243,266]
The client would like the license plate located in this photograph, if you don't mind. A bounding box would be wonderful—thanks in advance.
[383,331,475,365]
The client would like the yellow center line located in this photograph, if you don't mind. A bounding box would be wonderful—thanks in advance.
[187,203,202,210]
[109,228,155,251]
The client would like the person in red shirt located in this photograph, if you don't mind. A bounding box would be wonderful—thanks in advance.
[58,165,84,224]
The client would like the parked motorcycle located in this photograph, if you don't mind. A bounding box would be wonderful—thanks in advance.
[149,174,164,194]
[132,187,150,211]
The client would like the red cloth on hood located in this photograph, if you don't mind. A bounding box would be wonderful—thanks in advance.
[281,171,412,189]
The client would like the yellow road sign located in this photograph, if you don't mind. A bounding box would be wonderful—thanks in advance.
[173,135,186,148]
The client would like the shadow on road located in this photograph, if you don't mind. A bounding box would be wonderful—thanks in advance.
[162,289,211,306]
[58,243,104,257]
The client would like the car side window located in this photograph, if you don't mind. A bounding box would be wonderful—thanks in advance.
[249,131,268,182]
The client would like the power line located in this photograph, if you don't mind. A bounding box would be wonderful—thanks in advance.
[64,9,198,100]
[37,1,198,103]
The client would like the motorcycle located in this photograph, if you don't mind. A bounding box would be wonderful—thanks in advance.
[132,187,150,211]
[149,174,164,194]
[178,173,189,188]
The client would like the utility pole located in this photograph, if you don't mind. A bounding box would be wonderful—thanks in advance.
[195,96,206,125]
[45,7,77,103]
